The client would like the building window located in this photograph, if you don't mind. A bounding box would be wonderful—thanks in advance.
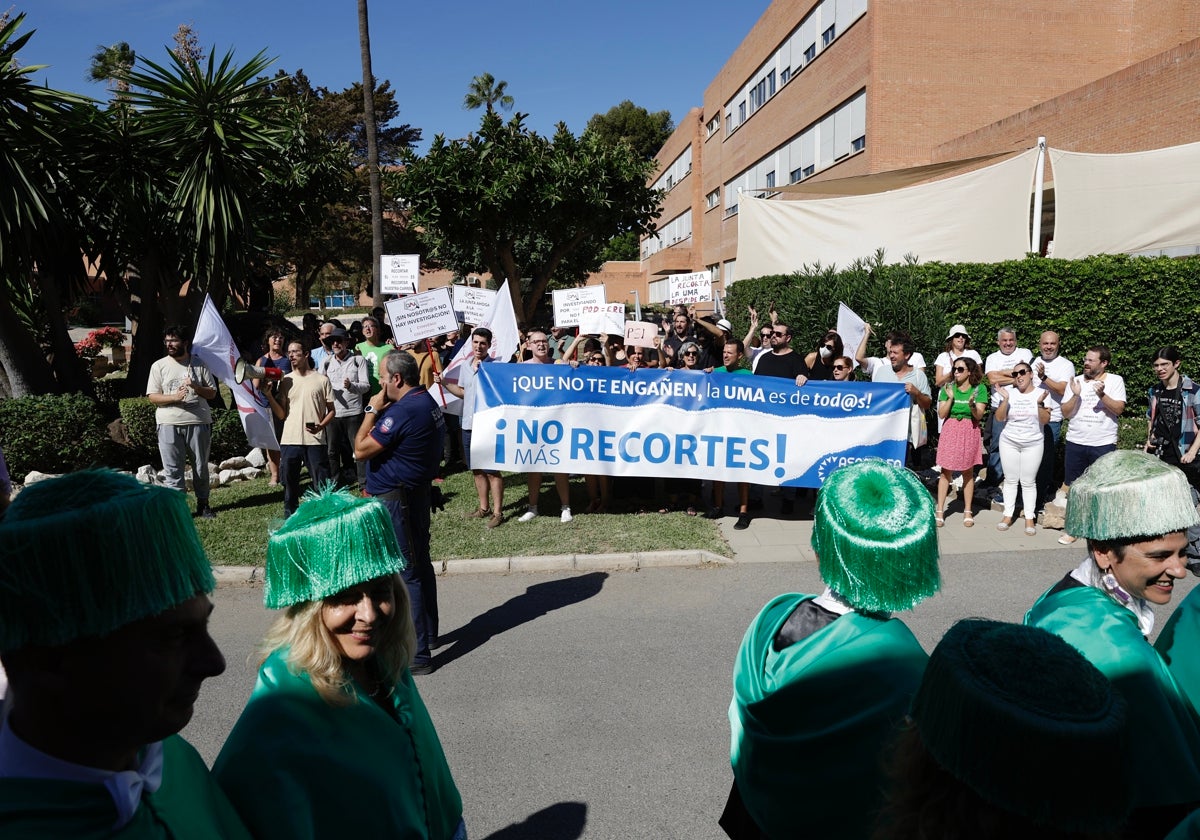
[767,70,776,96]
[803,43,816,63]
[781,66,791,84]
[803,164,815,178]
[790,167,803,183]
[852,136,865,152]
[705,116,720,138]
[726,114,732,134]
[765,171,776,189]
[822,24,836,46]
[706,189,720,210]
[738,101,746,123]
[725,203,739,218]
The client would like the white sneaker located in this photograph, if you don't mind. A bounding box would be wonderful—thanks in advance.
[517,509,538,523]
[560,507,573,523]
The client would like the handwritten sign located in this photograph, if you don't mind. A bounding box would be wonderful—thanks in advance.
[551,286,607,328]
[380,255,419,295]
[384,287,458,344]
[452,285,497,326]
[624,321,659,349]
[668,271,712,305]
[580,302,626,335]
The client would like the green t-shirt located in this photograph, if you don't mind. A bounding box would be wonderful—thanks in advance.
[939,382,987,420]
[357,342,392,396]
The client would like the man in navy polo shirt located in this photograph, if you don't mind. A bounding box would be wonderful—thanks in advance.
[354,349,446,675]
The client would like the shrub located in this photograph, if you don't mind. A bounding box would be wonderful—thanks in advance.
[116,394,250,466]
[210,406,250,462]
[0,393,113,482]
[119,397,159,457]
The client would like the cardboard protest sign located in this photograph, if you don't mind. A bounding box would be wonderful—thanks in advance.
[551,286,606,327]
[623,320,659,349]
[384,287,458,344]
[453,285,497,326]
[668,271,712,305]
[380,254,419,295]
[579,302,626,335]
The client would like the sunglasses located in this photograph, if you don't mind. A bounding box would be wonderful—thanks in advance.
[683,351,698,356]
[1012,369,1032,377]
[772,331,788,338]
[832,365,849,371]
[953,366,967,373]
[587,356,604,363]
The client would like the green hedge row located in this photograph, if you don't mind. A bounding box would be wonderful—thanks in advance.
[0,394,115,482]
[725,253,1200,412]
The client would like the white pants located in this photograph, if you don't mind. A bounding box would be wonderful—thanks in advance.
[999,435,1043,519]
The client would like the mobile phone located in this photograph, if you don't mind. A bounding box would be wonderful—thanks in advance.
[305,422,319,434]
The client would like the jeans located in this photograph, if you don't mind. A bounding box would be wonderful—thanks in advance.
[1036,420,1062,510]
[157,423,211,502]
[280,444,331,517]
[327,413,364,489]
[383,487,437,666]
[1064,441,1116,486]
[1000,435,1043,520]
[986,415,1006,485]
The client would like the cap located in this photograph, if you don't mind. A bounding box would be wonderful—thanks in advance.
[1065,450,1199,541]
[811,460,940,612]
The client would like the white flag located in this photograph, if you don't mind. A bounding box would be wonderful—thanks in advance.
[439,280,521,416]
[192,295,279,451]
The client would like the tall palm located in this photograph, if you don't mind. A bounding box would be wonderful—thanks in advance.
[357,0,384,307]
[463,72,514,115]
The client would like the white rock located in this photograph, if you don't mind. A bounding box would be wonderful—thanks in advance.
[218,469,236,486]
[239,467,262,479]
[220,457,251,470]
[245,449,267,468]
[22,471,57,485]
[136,465,158,484]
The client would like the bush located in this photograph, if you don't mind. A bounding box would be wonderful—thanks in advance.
[730,253,1200,412]
[119,397,159,458]
[0,393,114,482]
[117,393,250,466]
[210,406,250,462]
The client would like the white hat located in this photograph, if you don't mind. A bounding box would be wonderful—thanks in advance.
[946,324,970,340]
[716,318,734,333]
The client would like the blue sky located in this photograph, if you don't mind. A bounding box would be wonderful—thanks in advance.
[19,0,770,152]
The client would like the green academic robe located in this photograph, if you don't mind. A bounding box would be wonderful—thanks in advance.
[1026,582,1200,809]
[213,649,462,840]
[0,735,250,839]
[1156,586,1200,717]
[729,593,928,840]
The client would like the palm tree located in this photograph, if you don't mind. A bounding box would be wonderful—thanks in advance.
[357,0,384,307]
[463,72,514,115]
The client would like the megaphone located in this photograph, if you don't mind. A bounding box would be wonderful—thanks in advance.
[234,358,284,385]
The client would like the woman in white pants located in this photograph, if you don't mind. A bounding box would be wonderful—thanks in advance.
[994,363,1050,535]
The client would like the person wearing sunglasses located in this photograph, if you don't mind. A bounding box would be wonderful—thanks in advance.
[933,325,982,389]
[935,357,988,527]
[994,364,1050,535]
[983,329,1033,503]
[830,356,855,382]
[802,330,845,381]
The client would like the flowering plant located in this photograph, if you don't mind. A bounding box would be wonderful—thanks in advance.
[74,336,102,358]
[74,327,125,359]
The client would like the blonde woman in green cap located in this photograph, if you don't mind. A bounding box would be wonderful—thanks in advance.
[0,469,248,838]
[721,459,940,840]
[1026,450,1200,838]
[213,487,464,839]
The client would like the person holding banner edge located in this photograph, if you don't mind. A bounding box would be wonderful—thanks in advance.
[516,330,574,523]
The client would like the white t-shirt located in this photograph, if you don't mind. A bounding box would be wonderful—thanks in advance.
[1033,354,1076,423]
[146,355,214,426]
[1065,373,1127,446]
[985,348,1033,407]
[1000,388,1045,445]
[933,349,982,378]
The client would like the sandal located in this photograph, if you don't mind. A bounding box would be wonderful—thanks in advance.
[1057,534,1077,545]
[1024,523,1037,536]
[963,511,974,528]
[935,510,945,528]
[996,518,1012,531]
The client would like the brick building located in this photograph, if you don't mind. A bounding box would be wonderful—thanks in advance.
[593,0,1200,304]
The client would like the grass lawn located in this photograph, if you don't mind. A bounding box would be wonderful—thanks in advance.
[191,469,730,566]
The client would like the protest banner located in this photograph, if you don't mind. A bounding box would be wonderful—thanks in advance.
[470,365,909,487]
[453,285,497,325]
[192,295,278,450]
[579,302,626,335]
[384,287,458,345]
[439,279,521,416]
[624,320,659,349]
[551,286,606,327]
[380,254,419,295]
[667,271,712,305]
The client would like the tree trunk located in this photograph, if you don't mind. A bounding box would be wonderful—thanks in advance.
[0,289,54,397]
[38,271,95,396]
[357,0,385,308]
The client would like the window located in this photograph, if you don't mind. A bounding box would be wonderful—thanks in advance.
[803,164,815,178]
[767,70,776,96]
[738,101,746,123]
[852,136,865,152]
[790,167,803,183]
[726,114,732,133]
[822,24,836,46]
[705,115,720,138]
[765,171,776,189]
[804,43,816,63]
[781,66,791,84]
[706,189,720,210]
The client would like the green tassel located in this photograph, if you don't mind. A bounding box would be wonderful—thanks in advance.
[1066,450,1198,540]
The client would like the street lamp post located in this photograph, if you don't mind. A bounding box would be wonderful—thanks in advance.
[629,289,642,321]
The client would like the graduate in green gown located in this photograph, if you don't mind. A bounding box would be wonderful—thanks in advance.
[1025,450,1200,839]
[721,460,941,840]
[213,487,464,840]
[0,469,249,839]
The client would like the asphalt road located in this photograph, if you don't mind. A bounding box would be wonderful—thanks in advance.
[185,551,1198,840]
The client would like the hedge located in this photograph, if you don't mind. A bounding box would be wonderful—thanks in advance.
[0,393,114,482]
[725,253,1200,412]
[119,392,251,466]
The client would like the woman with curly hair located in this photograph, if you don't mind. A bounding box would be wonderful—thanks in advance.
[213,488,464,839]
[935,356,987,527]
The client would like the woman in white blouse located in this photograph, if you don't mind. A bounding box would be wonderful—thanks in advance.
[994,362,1050,535]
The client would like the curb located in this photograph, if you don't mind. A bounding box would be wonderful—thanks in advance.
[212,549,733,584]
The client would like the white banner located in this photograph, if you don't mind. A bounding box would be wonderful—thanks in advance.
[452,285,497,326]
[551,286,606,328]
[385,287,459,345]
[579,302,626,335]
[439,279,521,415]
[380,254,419,295]
[191,295,278,451]
[668,271,713,304]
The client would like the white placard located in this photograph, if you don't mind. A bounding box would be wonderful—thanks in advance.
[624,321,659,349]
[579,302,626,335]
[551,286,607,328]
[667,271,712,305]
[384,287,459,344]
[381,254,420,295]
[452,285,497,326]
